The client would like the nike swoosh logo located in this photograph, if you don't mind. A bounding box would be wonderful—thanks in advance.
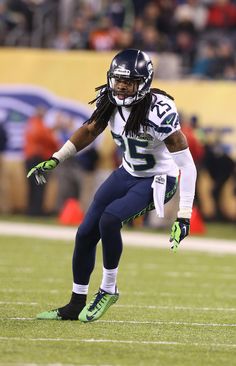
[86,308,100,321]
[86,314,95,321]
[166,115,175,124]
[56,310,62,320]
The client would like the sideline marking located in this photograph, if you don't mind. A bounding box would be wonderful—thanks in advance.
[0,221,235,254]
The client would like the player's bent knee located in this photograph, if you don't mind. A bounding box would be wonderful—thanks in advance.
[75,223,94,244]
[99,212,122,232]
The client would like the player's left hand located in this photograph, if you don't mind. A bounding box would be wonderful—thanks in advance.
[169,218,190,252]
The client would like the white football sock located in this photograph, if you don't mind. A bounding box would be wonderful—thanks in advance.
[100,267,118,294]
[72,283,89,295]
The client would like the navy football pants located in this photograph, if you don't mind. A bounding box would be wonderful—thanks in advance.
[73,166,177,285]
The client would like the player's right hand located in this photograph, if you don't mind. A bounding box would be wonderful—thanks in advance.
[27,157,59,185]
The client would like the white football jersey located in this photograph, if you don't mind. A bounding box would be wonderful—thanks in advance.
[109,93,180,178]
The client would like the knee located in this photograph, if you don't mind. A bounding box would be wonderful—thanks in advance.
[99,212,121,232]
[75,223,89,243]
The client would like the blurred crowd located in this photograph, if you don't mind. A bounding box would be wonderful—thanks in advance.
[0,105,235,224]
[1,0,236,79]
[0,105,120,218]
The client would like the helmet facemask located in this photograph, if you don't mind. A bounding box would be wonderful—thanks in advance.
[107,49,154,107]
[108,74,146,106]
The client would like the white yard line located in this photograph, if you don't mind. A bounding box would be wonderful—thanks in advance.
[1,317,35,320]
[0,364,110,366]
[1,303,235,312]
[0,221,235,254]
[0,289,59,293]
[99,320,236,327]
[116,304,236,311]
[0,301,37,305]
[3,318,236,327]
[0,336,235,348]
[0,364,82,366]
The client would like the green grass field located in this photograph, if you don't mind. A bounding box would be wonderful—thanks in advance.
[0,234,236,366]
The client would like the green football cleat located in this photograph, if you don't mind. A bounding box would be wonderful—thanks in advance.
[79,288,119,322]
[36,294,86,320]
[36,309,62,320]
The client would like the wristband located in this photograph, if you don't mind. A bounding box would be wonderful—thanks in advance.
[52,140,77,163]
[171,148,197,219]
[177,208,192,219]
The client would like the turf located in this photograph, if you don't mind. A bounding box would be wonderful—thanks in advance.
[0,235,236,366]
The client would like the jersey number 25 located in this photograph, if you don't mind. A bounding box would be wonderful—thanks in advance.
[111,132,156,171]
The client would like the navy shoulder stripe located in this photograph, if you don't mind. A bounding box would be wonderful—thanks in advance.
[144,119,172,133]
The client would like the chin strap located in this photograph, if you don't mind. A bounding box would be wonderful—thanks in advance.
[113,94,137,106]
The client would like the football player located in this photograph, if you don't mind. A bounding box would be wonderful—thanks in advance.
[27,49,197,322]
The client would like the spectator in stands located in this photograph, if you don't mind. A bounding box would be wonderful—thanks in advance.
[136,25,170,53]
[0,119,7,154]
[132,0,149,17]
[214,40,236,79]
[116,28,134,49]
[180,114,205,169]
[7,0,34,33]
[173,30,197,74]
[180,113,205,212]
[0,0,25,45]
[52,111,100,213]
[206,0,236,31]
[68,16,90,50]
[24,106,59,216]
[142,1,161,29]
[133,1,173,52]
[132,16,145,48]
[58,0,76,30]
[192,39,236,80]
[0,119,7,213]
[203,133,236,221]
[1,0,236,78]
[88,15,121,51]
[106,0,126,29]
[173,3,198,73]
[191,41,218,79]
[223,64,236,81]
[52,28,71,50]
[154,0,176,37]
[52,14,91,50]
[174,0,208,33]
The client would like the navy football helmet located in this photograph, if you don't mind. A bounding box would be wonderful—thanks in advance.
[107,49,154,106]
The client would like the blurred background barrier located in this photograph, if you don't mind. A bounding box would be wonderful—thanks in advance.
[0,49,236,128]
[0,49,235,223]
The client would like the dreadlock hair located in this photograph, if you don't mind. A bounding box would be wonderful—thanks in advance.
[87,85,174,136]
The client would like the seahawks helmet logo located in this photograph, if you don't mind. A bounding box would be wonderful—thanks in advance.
[113,65,130,77]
